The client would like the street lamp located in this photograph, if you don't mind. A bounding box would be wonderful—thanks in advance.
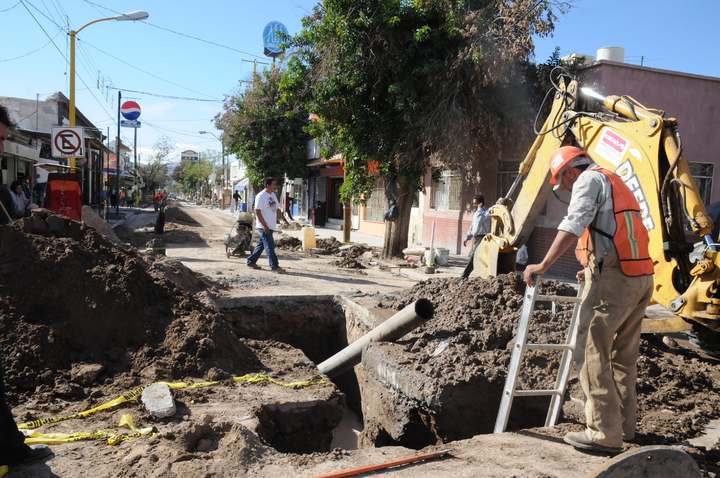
[199,131,226,208]
[69,10,148,169]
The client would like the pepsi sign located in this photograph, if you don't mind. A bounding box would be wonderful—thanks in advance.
[121,101,141,121]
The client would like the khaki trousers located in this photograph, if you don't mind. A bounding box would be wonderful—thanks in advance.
[574,249,653,448]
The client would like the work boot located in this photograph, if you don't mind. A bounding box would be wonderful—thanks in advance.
[22,444,53,463]
[271,267,286,274]
[246,263,261,270]
[563,431,622,454]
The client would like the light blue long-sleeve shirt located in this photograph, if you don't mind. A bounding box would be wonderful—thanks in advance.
[466,205,491,240]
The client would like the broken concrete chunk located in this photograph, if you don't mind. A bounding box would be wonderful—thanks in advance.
[141,383,177,418]
[70,363,106,386]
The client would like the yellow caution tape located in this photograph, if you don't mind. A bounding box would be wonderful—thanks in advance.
[18,374,330,430]
[23,414,155,446]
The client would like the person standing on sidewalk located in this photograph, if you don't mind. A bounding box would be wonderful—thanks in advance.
[461,194,491,279]
[523,146,653,454]
[246,177,289,273]
[232,190,240,212]
[0,104,53,466]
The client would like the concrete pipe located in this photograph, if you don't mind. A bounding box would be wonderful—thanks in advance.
[317,298,434,378]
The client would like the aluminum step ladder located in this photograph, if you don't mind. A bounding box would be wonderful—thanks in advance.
[493,275,585,433]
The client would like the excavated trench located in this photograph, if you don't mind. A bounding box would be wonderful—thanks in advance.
[7,211,720,474]
[219,294,552,454]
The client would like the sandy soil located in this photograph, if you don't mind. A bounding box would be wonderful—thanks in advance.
[0,203,717,477]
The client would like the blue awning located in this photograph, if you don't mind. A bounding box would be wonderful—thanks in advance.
[235,178,249,190]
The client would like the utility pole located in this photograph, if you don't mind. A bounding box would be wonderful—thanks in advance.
[115,91,121,216]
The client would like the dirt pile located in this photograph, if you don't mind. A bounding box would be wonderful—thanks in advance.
[0,211,338,443]
[114,206,203,248]
[360,275,720,470]
[331,244,376,270]
[315,236,344,251]
[276,235,301,250]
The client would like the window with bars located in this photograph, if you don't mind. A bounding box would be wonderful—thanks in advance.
[689,162,714,206]
[431,169,462,210]
[497,158,547,216]
[497,160,520,198]
[364,177,386,222]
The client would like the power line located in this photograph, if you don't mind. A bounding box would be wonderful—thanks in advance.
[18,1,66,61]
[80,0,266,59]
[106,87,223,103]
[0,1,21,13]
[0,31,61,62]
[80,40,221,100]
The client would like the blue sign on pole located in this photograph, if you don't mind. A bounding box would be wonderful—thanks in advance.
[263,21,288,58]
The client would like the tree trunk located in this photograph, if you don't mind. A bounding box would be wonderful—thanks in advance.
[382,181,413,259]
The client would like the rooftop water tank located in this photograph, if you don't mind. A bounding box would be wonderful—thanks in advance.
[597,46,625,63]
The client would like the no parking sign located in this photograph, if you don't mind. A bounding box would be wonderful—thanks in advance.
[51,126,85,158]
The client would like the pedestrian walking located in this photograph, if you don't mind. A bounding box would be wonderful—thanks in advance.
[246,177,290,273]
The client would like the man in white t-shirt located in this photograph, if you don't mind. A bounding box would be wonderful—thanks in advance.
[246,177,290,273]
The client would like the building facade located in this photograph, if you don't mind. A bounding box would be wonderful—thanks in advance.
[0,93,111,211]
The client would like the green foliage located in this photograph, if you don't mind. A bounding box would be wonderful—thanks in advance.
[138,136,175,193]
[532,46,587,93]
[215,66,311,190]
[172,150,219,192]
[282,0,570,207]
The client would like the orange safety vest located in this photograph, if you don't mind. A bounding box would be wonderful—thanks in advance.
[576,167,654,277]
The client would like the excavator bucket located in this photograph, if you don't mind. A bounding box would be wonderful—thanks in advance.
[472,236,516,279]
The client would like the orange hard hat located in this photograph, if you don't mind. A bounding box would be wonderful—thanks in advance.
[549,146,589,184]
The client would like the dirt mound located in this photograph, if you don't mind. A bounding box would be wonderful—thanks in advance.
[114,207,204,248]
[0,211,293,406]
[372,274,720,459]
[316,236,343,251]
[278,221,302,231]
[276,235,301,250]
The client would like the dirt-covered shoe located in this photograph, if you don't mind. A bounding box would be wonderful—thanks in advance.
[23,444,53,463]
[271,267,286,274]
[246,263,261,269]
[563,431,621,454]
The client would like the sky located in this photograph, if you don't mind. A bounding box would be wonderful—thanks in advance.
[1,0,320,161]
[532,0,720,78]
[2,0,719,164]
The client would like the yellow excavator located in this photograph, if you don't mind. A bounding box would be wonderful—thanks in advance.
[473,69,720,346]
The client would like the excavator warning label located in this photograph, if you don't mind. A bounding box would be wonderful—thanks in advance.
[594,128,629,167]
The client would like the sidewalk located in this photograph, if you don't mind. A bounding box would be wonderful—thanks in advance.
[105,201,555,283]
[275,216,470,281]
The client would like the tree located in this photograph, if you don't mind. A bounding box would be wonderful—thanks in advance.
[215,66,311,191]
[171,150,220,196]
[282,0,568,257]
[138,136,175,196]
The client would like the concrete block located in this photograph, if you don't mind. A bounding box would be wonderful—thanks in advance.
[141,383,176,418]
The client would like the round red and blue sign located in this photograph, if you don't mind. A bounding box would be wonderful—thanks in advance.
[121,101,141,121]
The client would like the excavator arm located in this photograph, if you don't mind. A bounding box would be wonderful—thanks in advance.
[473,73,720,337]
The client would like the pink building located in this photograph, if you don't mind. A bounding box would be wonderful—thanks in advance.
[527,60,720,279]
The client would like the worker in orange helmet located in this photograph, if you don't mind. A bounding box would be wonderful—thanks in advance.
[152,190,166,212]
[524,145,654,454]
